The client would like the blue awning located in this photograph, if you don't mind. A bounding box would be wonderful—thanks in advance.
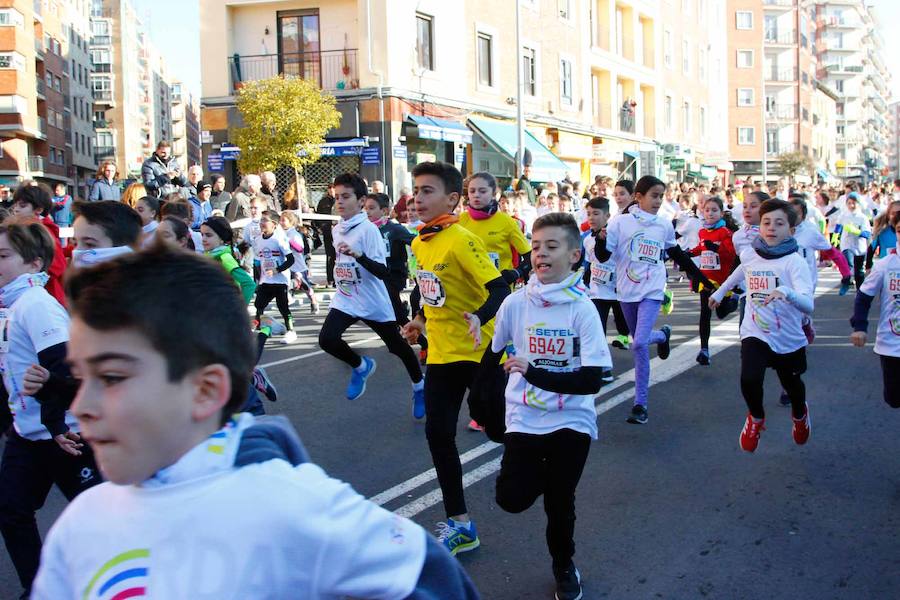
[467,117,569,183]
[623,150,640,159]
[407,115,473,144]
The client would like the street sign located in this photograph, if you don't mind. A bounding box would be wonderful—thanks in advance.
[393,146,408,159]
[669,158,686,170]
[220,144,241,160]
[207,153,224,172]
[361,146,381,166]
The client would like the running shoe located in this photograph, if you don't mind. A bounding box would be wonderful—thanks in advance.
[467,419,484,432]
[347,356,377,400]
[779,390,791,406]
[792,405,811,445]
[252,367,278,403]
[310,301,320,315]
[839,277,851,296]
[281,330,297,345]
[739,414,765,453]
[600,368,614,384]
[435,519,480,556]
[553,564,583,600]
[696,349,710,366]
[412,386,426,420]
[611,334,630,350]
[260,316,286,336]
[802,317,816,345]
[657,325,672,360]
[626,404,648,425]
[661,289,675,315]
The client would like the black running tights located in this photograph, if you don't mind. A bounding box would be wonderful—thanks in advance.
[254,283,292,329]
[699,289,712,350]
[740,337,807,420]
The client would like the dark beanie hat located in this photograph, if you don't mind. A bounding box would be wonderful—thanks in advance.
[203,215,233,244]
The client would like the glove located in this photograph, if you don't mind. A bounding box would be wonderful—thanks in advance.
[501,269,520,285]
[703,240,720,251]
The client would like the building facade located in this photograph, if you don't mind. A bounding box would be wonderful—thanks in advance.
[66,0,95,199]
[726,0,766,180]
[170,80,201,170]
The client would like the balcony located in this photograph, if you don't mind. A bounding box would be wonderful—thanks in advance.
[766,143,797,156]
[93,118,109,129]
[592,103,612,130]
[766,104,798,120]
[94,145,115,161]
[91,35,111,46]
[34,37,44,60]
[228,49,359,94]
[28,155,44,172]
[765,30,796,45]
[763,0,793,8]
[32,0,41,20]
[35,77,45,98]
[93,88,113,103]
[825,64,864,75]
[765,68,798,83]
[93,62,111,73]
[37,116,46,134]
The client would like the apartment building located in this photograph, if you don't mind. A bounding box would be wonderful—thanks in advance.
[66,0,95,198]
[726,0,765,180]
[170,81,201,170]
[811,80,837,177]
[888,101,900,180]
[200,0,676,199]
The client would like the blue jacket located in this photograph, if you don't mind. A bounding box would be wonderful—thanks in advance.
[88,179,120,201]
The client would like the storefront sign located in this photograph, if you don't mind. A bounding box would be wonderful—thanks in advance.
[361,146,381,165]
[668,158,685,170]
[207,153,224,172]
[393,146,408,159]
[220,144,241,160]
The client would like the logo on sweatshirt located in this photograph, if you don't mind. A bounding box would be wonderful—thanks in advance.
[82,548,150,599]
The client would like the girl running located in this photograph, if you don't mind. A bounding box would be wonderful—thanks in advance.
[688,196,738,365]
[280,210,320,314]
[839,193,871,292]
[595,176,713,424]
[156,215,194,251]
[866,199,900,270]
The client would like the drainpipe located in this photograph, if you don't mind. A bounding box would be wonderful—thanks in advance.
[366,0,386,185]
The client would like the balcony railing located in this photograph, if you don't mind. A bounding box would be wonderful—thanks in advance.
[37,116,46,134]
[28,155,44,172]
[766,68,798,82]
[94,145,115,161]
[763,0,793,7]
[91,35,111,46]
[618,104,636,134]
[825,63,864,74]
[766,143,797,156]
[93,63,111,73]
[35,78,45,96]
[765,30,796,45]
[766,104,798,120]
[228,49,360,93]
[93,89,113,101]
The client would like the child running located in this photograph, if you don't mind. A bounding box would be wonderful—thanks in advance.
[594,176,713,424]
[317,173,425,415]
[850,212,900,409]
[839,193,871,293]
[31,247,478,599]
[582,196,628,380]
[400,161,510,555]
[688,195,738,365]
[709,199,814,452]
[10,183,67,306]
[487,212,610,600]
[280,210,319,314]
[253,210,296,344]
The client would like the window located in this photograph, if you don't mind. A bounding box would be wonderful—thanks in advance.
[802,107,809,121]
[736,49,753,68]
[522,46,537,96]
[58,149,64,165]
[682,39,690,74]
[682,101,691,135]
[699,106,707,137]
[0,52,25,70]
[664,30,673,68]
[0,8,25,27]
[665,95,673,130]
[49,147,56,165]
[415,13,434,71]
[736,11,753,30]
[738,127,755,145]
[558,0,571,20]
[559,57,573,105]
[737,88,754,106]
[476,32,493,87]
[54,75,61,91]
[801,72,808,85]
[835,79,844,93]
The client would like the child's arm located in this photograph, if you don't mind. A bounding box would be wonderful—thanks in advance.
[231,266,257,304]
[709,266,746,305]
[667,244,715,289]
[34,342,77,437]
[850,260,883,346]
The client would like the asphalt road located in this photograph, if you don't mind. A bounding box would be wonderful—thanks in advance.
[1,255,897,600]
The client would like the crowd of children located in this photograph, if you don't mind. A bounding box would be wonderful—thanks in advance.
[0,170,896,600]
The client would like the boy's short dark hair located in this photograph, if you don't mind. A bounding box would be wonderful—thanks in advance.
[160,198,191,222]
[532,212,582,252]
[333,172,368,201]
[759,198,798,227]
[74,201,142,247]
[411,162,464,197]
[586,196,610,212]
[366,193,391,211]
[0,217,55,271]
[65,246,255,424]
[13,183,53,215]
[788,196,808,218]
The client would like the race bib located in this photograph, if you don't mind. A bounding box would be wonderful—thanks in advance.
[700,250,720,270]
[888,272,900,335]
[488,252,500,270]
[334,261,361,285]
[0,309,8,354]
[384,236,391,257]
[629,236,663,265]
[416,270,446,307]
[590,263,614,286]
[747,270,779,304]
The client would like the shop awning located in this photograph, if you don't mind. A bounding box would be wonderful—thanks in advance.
[406,115,473,144]
[298,138,368,157]
[467,117,568,183]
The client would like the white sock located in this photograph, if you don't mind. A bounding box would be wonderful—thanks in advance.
[412,379,424,391]
[354,359,368,373]
[451,519,470,529]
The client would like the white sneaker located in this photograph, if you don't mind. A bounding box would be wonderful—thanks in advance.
[282,330,297,344]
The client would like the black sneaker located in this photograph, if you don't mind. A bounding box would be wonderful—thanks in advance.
[600,368,614,384]
[696,349,710,366]
[657,325,672,360]
[779,390,791,406]
[626,404,648,425]
[553,564,583,600]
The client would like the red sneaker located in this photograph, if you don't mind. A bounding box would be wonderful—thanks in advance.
[739,414,765,453]
[792,405,811,445]
[467,419,484,432]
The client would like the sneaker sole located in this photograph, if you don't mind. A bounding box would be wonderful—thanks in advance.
[347,360,377,401]
[626,414,648,425]
[448,537,480,556]
[555,590,583,600]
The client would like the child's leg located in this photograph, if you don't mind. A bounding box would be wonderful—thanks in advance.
[300,271,317,302]
[591,299,609,335]
[773,348,807,420]
[621,299,664,407]
[612,300,630,337]
[853,255,866,288]
[317,309,363,367]
[739,338,770,419]
[495,432,547,515]
[824,247,852,279]
[253,283,277,321]
[699,289,713,350]
[273,284,293,330]
[881,355,900,408]
[0,434,55,592]
[363,318,423,384]
[543,428,591,571]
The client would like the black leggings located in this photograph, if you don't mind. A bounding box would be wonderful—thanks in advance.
[591,299,629,336]
[496,429,591,570]
[388,277,428,350]
[254,283,292,329]
[881,355,900,408]
[424,361,479,518]
[842,250,866,289]
[318,308,422,383]
[740,337,807,419]
[699,289,713,350]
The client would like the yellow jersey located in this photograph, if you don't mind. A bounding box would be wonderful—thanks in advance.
[458,211,531,273]
[412,223,501,364]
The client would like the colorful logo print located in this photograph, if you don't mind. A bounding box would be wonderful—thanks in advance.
[82,549,150,600]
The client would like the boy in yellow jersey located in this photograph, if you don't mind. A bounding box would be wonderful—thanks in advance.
[401,162,510,557]
[459,172,533,284]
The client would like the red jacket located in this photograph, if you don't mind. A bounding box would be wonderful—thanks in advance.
[689,225,736,287]
[39,215,67,306]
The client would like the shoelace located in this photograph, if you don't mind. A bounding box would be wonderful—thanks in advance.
[434,521,454,542]
[744,419,765,437]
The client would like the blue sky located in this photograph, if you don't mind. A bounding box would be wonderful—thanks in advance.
[869,0,900,99]
[131,0,201,99]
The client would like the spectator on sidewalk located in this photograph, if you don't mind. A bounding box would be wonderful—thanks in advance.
[88,160,120,202]
[141,141,187,198]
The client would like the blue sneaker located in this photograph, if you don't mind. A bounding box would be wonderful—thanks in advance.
[839,281,850,296]
[346,357,376,400]
[436,519,480,556]
[412,385,425,419]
